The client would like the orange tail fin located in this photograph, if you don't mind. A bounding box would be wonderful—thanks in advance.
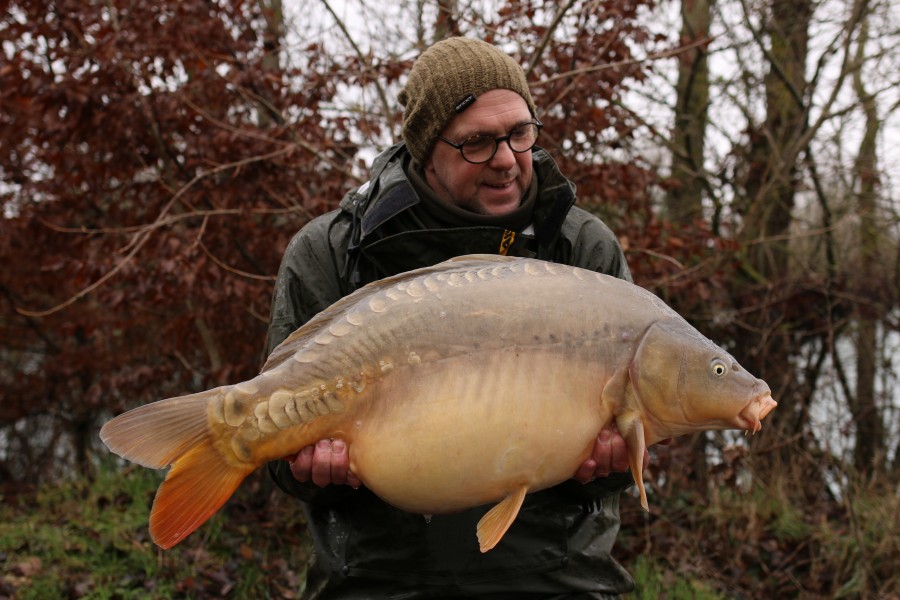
[99,389,253,549]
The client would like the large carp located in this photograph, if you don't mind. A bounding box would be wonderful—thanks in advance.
[101,255,775,552]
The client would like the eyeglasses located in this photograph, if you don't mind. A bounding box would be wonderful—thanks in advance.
[436,121,542,164]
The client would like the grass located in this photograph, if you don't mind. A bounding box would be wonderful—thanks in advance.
[626,555,726,600]
[618,468,900,599]
[2,458,898,599]
[0,461,310,598]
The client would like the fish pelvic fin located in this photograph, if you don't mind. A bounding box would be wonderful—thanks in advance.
[476,485,528,553]
[616,411,649,511]
[99,389,253,548]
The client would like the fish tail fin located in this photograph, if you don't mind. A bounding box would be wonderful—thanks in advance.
[99,388,253,548]
[100,389,218,469]
[149,436,252,548]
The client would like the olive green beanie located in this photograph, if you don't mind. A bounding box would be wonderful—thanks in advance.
[398,37,538,164]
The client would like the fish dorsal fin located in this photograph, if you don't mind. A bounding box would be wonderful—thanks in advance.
[446,253,517,264]
[262,254,519,372]
[476,485,528,552]
[616,411,649,510]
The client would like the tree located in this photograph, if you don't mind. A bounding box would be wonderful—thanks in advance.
[848,2,888,475]
[0,0,358,480]
[666,0,713,224]
[730,0,814,471]
[0,0,662,483]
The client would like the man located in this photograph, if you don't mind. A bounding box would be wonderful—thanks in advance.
[267,37,643,599]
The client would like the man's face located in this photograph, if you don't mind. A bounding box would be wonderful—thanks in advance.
[424,89,535,217]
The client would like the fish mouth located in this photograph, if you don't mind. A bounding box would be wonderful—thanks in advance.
[736,393,777,433]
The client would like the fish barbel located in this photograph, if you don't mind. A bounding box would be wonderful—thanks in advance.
[100,254,776,552]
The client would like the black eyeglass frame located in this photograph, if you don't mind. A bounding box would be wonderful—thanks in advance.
[436,120,543,164]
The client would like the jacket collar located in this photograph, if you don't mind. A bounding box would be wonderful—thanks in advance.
[340,143,577,247]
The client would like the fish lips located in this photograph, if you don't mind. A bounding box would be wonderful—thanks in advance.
[735,393,777,433]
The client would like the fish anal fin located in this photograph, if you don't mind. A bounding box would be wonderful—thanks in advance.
[149,438,253,549]
[616,412,649,511]
[476,485,528,553]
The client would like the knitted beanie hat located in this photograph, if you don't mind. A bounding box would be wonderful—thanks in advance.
[398,37,537,163]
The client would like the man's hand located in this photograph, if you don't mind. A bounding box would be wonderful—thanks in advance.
[288,439,361,488]
[573,425,672,484]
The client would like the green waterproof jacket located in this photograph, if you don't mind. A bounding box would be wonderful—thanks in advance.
[267,144,637,599]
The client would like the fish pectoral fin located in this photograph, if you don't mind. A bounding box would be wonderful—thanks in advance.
[150,438,253,549]
[616,412,649,511]
[476,485,528,553]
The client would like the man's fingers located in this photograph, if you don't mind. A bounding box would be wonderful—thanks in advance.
[331,440,361,488]
[310,439,335,487]
[593,429,613,477]
[289,439,359,489]
[608,431,628,473]
[330,439,350,486]
[289,445,315,482]
[577,426,644,484]
[573,459,598,484]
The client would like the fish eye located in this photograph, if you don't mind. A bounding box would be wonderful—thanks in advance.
[710,359,728,378]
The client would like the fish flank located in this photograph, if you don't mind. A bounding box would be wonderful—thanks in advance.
[327,319,353,337]
[267,390,295,428]
[292,349,319,364]
[221,391,247,428]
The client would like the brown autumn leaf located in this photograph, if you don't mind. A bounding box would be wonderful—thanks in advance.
[10,557,41,578]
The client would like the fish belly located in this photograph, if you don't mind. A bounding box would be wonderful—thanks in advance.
[348,350,608,514]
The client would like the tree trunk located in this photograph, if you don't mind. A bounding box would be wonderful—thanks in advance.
[850,13,886,475]
[741,0,811,281]
[737,0,812,463]
[434,0,460,41]
[667,0,712,225]
[258,0,285,128]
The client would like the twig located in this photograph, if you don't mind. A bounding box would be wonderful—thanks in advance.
[183,96,363,183]
[530,36,718,88]
[38,206,308,236]
[319,0,393,127]
[16,146,294,318]
[524,0,577,78]
[199,241,276,281]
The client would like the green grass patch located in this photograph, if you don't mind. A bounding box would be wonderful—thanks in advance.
[0,462,310,598]
[3,459,898,598]
[619,470,900,599]
[627,555,726,600]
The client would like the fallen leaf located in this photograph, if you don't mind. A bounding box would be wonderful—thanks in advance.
[11,557,41,577]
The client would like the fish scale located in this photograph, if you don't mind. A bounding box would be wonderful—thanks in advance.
[100,254,776,552]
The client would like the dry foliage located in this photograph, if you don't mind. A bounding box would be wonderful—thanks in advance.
[1,0,898,596]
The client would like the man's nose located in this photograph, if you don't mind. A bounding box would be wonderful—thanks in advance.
[488,139,517,169]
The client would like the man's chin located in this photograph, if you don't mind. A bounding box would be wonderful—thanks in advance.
[473,191,523,216]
